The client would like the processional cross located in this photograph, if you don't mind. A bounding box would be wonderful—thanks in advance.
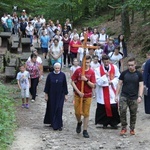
[74,33,98,115]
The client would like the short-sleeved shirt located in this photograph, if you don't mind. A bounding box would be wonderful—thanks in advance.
[40,35,50,48]
[26,61,40,79]
[119,70,143,100]
[71,68,96,98]
[16,71,30,90]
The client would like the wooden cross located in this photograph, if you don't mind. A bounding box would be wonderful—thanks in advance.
[73,33,98,115]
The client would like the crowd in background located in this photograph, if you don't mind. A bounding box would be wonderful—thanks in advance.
[1,9,127,72]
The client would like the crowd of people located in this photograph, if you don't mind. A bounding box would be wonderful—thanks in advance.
[3,10,149,139]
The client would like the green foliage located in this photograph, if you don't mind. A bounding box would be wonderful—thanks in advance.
[0,82,16,150]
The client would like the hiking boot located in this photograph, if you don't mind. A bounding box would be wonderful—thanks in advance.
[130,130,135,135]
[83,130,89,138]
[120,128,127,136]
[76,121,82,133]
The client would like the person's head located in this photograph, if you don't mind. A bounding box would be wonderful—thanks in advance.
[127,57,136,72]
[66,18,70,24]
[87,38,91,45]
[108,38,114,45]
[85,55,92,68]
[56,20,59,24]
[73,35,78,41]
[30,53,37,62]
[64,25,67,29]
[92,55,99,63]
[118,34,124,42]
[87,27,92,32]
[89,49,94,56]
[32,49,38,55]
[93,28,97,34]
[53,38,59,46]
[22,18,25,22]
[19,64,26,72]
[28,21,32,26]
[102,55,110,67]
[101,28,106,34]
[114,46,120,54]
[7,15,11,18]
[73,58,79,66]
[54,62,61,73]
[64,33,68,38]
[73,28,77,33]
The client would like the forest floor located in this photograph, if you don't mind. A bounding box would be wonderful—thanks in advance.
[3,12,150,150]
[9,66,150,150]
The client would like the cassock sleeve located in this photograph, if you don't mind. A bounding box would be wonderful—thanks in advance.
[111,65,120,87]
[95,67,109,87]
[44,73,51,94]
[63,73,68,95]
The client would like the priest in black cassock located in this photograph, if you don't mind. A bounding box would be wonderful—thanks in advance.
[44,63,68,130]
[143,58,150,114]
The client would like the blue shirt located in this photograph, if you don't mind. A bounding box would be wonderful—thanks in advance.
[40,35,50,48]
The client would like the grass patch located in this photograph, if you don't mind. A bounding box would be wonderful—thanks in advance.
[0,82,16,150]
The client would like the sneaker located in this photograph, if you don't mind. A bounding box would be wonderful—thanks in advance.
[25,104,29,109]
[31,99,35,102]
[83,130,89,138]
[22,104,25,108]
[76,121,82,133]
[120,128,127,135]
[130,130,135,135]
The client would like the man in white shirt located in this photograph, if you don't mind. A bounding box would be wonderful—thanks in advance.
[1,13,8,32]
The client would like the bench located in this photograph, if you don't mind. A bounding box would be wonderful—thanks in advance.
[5,66,16,78]
[10,43,19,53]
[11,35,19,43]
[21,38,31,52]
[42,58,49,70]
[20,52,31,62]
[0,32,11,47]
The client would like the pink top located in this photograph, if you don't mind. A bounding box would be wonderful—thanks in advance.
[26,61,40,79]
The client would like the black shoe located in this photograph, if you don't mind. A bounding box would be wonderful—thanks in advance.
[83,130,89,138]
[111,125,118,129]
[103,125,108,129]
[59,127,62,131]
[76,121,82,133]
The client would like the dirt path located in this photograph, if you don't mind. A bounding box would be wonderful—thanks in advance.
[9,68,150,150]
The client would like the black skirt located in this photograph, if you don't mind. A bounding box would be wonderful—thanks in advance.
[95,103,120,126]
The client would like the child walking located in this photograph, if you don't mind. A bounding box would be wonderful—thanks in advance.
[70,58,80,77]
[16,64,30,109]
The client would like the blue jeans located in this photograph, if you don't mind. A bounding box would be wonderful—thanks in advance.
[27,35,33,45]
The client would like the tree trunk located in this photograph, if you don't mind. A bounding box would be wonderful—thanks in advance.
[121,5,131,40]
[131,10,134,24]
[143,9,147,22]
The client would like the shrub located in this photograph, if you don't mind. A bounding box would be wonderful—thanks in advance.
[0,82,16,150]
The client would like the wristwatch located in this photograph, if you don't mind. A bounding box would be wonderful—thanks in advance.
[138,96,143,99]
